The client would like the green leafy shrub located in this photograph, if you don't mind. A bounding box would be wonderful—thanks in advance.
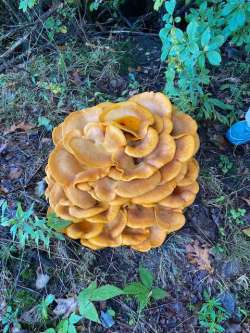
[198,292,229,333]
[19,0,38,12]
[124,266,167,311]
[158,0,250,124]
[88,0,125,12]
[78,281,124,323]
[228,208,246,226]
[0,200,70,248]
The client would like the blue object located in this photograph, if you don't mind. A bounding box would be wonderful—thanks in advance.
[100,310,115,328]
[226,108,250,145]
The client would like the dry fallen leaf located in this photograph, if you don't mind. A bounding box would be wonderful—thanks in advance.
[186,240,214,273]
[242,197,250,206]
[53,297,78,317]
[8,167,23,180]
[242,228,250,237]
[35,267,50,290]
[0,143,8,154]
[4,122,34,135]
[72,70,82,85]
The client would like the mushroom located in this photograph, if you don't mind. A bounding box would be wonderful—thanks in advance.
[45,92,199,251]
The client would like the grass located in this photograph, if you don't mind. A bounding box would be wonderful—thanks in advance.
[0,39,134,127]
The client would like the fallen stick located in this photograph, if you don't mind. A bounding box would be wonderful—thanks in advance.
[0,2,63,60]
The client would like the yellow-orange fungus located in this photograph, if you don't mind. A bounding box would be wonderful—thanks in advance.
[45,92,199,251]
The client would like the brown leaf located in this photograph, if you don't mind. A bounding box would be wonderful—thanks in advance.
[0,143,8,154]
[53,297,78,317]
[4,121,34,135]
[186,241,214,273]
[242,228,250,237]
[0,185,8,194]
[8,167,23,180]
[72,70,82,85]
[242,197,250,206]
[35,267,50,290]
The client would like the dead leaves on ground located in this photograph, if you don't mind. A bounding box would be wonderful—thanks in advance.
[3,121,34,135]
[186,240,214,274]
[8,166,23,180]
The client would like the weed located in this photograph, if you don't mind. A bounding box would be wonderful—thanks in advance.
[228,208,246,226]
[39,295,55,321]
[1,305,20,333]
[0,200,69,249]
[158,0,250,124]
[198,292,229,333]
[124,266,167,312]
[77,281,124,323]
[44,312,82,333]
[218,155,233,175]
[38,116,53,132]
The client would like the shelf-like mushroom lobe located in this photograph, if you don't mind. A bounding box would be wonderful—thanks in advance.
[45,92,200,251]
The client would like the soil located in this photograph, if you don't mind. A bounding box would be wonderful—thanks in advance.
[0,35,250,333]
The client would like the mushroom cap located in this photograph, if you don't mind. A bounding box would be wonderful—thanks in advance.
[146,130,176,168]
[155,206,185,233]
[115,171,161,198]
[100,101,154,138]
[130,92,172,117]
[132,179,176,205]
[125,127,159,158]
[65,221,103,239]
[172,108,198,137]
[45,92,199,251]
[174,135,195,162]
[122,227,150,245]
[64,130,111,168]
[127,205,155,228]
[177,159,199,186]
[48,144,83,186]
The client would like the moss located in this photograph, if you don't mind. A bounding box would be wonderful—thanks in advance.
[13,290,37,310]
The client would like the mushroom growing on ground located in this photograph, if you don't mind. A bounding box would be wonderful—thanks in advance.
[45,92,199,251]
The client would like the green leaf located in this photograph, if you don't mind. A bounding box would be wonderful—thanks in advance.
[165,0,176,15]
[123,282,148,295]
[90,285,124,301]
[43,329,56,333]
[139,266,153,289]
[45,294,55,306]
[186,20,198,40]
[19,0,37,12]
[201,28,211,48]
[57,319,69,333]
[153,0,164,11]
[38,116,53,131]
[207,50,221,65]
[137,292,150,311]
[210,98,233,110]
[47,213,71,231]
[198,53,205,69]
[208,35,225,51]
[152,288,168,301]
[68,323,77,333]
[69,313,82,324]
[78,281,97,302]
[80,301,100,323]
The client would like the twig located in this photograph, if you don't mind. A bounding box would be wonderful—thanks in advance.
[94,30,159,37]
[0,2,63,60]
[117,9,132,28]
[0,31,34,59]
[2,0,21,23]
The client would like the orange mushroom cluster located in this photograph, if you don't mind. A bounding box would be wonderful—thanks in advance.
[45,92,199,251]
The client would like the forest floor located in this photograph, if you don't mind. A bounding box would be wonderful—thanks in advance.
[0,34,250,333]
